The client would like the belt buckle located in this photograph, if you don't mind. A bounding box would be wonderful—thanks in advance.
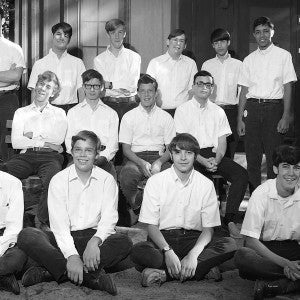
[258,98,264,104]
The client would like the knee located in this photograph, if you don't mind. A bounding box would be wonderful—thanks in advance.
[234,247,249,269]
[119,164,140,186]
[108,233,133,257]
[130,241,152,265]
[17,227,43,249]
[221,237,238,253]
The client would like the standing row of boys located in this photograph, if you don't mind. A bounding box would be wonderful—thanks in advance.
[0,7,299,299]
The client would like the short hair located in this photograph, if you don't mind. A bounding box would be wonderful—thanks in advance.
[137,74,158,92]
[210,28,230,43]
[71,130,101,152]
[193,70,214,85]
[168,29,187,43]
[0,7,4,19]
[253,16,274,32]
[272,145,300,167]
[51,22,72,38]
[36,71,61,98]
[169,133,200,156]
[105,19,125,33]
[81,69,104,84]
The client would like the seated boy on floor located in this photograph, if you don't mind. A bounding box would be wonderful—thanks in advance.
[234,145,300,299]
[131,133,237,286]
[17,130,132,295]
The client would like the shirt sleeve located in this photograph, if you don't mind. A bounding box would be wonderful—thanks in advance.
[188,60,198,89]
[13,44,26,69]
[163,114,176,145]
[94,175,118,242]
[241,187,266,239]
[0,178,23,256]
[119,113,133,145]
[138,176,160,225]
[174,106,187,134]
[27,61,40,89]
[65,109,76,154]
[48,174,78,259]
[100,110,119,161]
[201,180,221,227]
[11,108,45,149]
[218,108,232,137]
[76,60,86,90]
[282,52,297,84]
[128,53,141,94]
[146,59,156,78]
[238,58,250,87]
[93,57,107,81]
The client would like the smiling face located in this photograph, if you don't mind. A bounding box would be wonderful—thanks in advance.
[83,78,104,101]
[107,25,126,50]
[192,75,214,101]
[52,28,70,51]
[167,34,186,57]
[138,83,156,110]
[171,146,195,175]
[274,162,300,196]
[253,24,273,50]
[72,139,97,174]
[212,39,230,57]
[34,80,56,105]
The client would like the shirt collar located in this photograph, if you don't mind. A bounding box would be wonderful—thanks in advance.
[138,103,157,115]
[69,164,99,182]
[170,165,194,186]
[257,43,274,55]
[163,51,183,62]
[215,53,231,62]
[30,101,52,111]
[191,97,209,109]
[49,48,68,58]
[80,98,105,110]
[106,45,124,57]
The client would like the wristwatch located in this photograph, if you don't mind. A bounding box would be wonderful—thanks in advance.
[161,245,172,254]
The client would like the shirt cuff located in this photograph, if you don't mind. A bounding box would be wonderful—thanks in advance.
[63,246,79,259]
[240,229,260,239]
[138,216,159,225]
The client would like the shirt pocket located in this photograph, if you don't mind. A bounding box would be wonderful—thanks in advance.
[262,219,278,240]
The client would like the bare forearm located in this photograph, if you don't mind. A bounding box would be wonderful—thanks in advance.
[122,144,144,167]
[215,137,227,164]
[148,224,169,249]
[282,83,292,118]
[188,228,213,257]
[0,68,23,83]
[237,86,248,121]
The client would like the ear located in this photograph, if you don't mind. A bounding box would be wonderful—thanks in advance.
[170,152,173,162]
[270,29,275,38]
[273,165,279,175]
[123,31,127,39]
[166,39,170,48]
[227,40,231,47]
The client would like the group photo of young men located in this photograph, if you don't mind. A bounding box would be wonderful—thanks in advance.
[0,5,299,299]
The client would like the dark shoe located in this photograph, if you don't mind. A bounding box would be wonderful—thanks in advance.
[141,268,166,287]
[205,266,223,282]
[22,266,53,287]
[83,271,117,295]
[0,274,20,295]
[254,279,283,300]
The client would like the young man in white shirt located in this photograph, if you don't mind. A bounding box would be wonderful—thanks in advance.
[65,69,119,179]
[0,171,27,295]
[234,145,300,299]
[174,70,248,238]
[0,71,67,229]
[28,22,86,112]
[147,29,198,117]
[17,130,132,295]
[94,19,140,120]
[237,16,297,193]
[131,133,236,286]
[119,74,176,224]
[202,28,241,159]
[0,6,26,161]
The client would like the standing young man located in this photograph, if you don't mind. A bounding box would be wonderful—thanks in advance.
[17,131,132,295]
[237,16,297,192]
[119,74,175,223]
[174,71,248,237]
[0,6,26,161]
[0,71,67,229]
[235,145,300,299]
[65,69,119,178]
[147,29,198,117]
[131,133,236,286]
[93,19,141,120]
[28,22,86,112]
[202,28,241,159]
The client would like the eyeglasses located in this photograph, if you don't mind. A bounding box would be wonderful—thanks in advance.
[84,84,103,90]
[194,81,213,89]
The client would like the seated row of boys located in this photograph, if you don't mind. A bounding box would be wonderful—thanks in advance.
[0,133,299,299]
[0,68,248,238]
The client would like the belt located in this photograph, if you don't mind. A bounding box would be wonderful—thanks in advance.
[104,96,136,103]
[27,147,56,152]
[0,90,16,96]
[247,98,282,104]
[161,228,201,235]
[219,104,238,109]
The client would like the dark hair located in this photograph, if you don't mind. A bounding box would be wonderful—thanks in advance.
[71,130,101,152]
[105,19,125,33]
[168,29,187,43]
[272,145,300,167]
[137,74,158,92]
[36,71,61,98]
[51,22,72,38]
[81,69,104,84]
[0,7,4,19]
[169,133,200,156]
[193,70,214,85]
[210,28,230,43]
[253,16,274,32]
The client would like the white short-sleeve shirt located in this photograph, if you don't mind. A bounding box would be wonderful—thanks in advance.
[139,166,220,230]
[238,44,297,99]
[241,179,300,242]
[174,98,231,149]
[119,104,176,153]
[28,49,86,105]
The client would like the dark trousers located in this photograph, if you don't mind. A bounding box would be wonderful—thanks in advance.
[195,147,248,223]
[1,151,63,224]
[0,247,27,276]
[103,97,138,120]
[163,109,176,118]
[119,151,171,208]
[52,103,78,114]
[0,91,19,161]
[244,101,283,192]
[131,230,237,280]
[17,227,133,282]
[234,240,300,280]
[223,105,239,159]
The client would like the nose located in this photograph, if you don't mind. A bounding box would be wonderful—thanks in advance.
[180,151,187,160]
[287,166,295,176]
